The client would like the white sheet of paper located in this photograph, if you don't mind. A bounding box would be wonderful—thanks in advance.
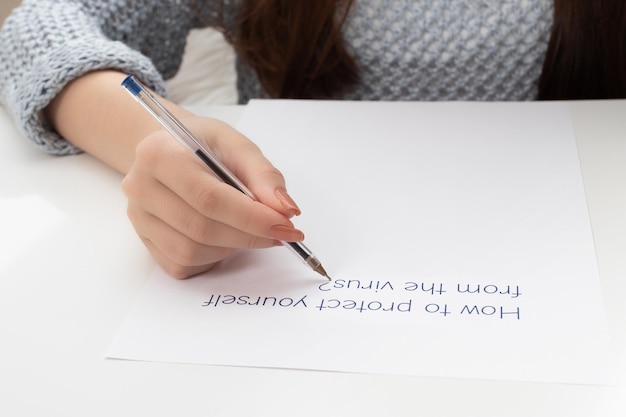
[107,100,614,385]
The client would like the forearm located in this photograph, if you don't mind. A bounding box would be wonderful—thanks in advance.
[44,70,192,174]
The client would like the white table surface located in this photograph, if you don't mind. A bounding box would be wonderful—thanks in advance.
[1,101,624,417]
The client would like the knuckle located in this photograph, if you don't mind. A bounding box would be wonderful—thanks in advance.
[184,215,216,245]
[135,136,161,165]
[125,202,149,232]
[169,240,203,268]
[125,205,139,225]
[167,246,234,279]
[194,185,222,215]
[121,174,140,199]
[166,265,197,280]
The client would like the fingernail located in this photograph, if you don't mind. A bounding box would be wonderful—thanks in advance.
[268,224,305,242]
[275,188,301,217]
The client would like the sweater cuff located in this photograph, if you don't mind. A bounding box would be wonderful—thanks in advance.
[6,36,168,155]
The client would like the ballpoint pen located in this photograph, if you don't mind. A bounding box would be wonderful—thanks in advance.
[121,74,331,280]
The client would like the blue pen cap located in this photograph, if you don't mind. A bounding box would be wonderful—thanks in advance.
[121,75,142,96]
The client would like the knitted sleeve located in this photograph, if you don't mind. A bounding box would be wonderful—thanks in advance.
[0,0,213,155]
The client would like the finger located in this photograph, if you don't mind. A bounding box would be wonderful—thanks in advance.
[131,207,235,270]
[127,177,280,249]
[200,120,302,218]
[141,131,304,242]
[140,236,219,279]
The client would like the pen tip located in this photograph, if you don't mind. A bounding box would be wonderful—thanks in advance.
[314,264,332,281]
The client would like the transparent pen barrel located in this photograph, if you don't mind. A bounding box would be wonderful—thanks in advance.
[282,241,321,270]
[122,75,254,197]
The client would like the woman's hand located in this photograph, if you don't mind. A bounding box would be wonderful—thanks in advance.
[44,70,303,279]
[121,116,304,278]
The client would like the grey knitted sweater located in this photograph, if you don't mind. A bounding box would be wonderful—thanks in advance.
[0,0,553,155]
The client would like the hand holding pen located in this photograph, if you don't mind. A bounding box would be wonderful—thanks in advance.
[121,75,330,280]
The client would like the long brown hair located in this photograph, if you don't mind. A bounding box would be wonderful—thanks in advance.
[220,0,626,100]
[232,0,359,99]
[538,0,626,99]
